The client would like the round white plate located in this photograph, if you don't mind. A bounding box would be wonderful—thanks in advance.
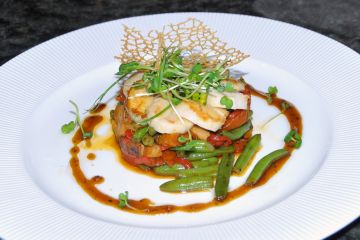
[0,12,359,240]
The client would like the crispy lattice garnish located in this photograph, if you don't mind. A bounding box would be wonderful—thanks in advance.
[116,18,249,68]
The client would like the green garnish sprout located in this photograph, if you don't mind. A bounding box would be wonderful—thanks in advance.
[118,191,129,208]
[284,128,302,148]
[266,86,278,104]
[88,48,231,124]
[61,100,93,139]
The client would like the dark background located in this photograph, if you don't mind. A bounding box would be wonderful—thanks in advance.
[0,0,359,239]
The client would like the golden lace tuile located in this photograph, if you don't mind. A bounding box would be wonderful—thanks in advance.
[116,18,249,68]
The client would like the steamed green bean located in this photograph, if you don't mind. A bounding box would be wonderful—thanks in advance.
[160,176,214,192]
[215,153,235,201]
[233,134,261,173]
[246,149,289,185]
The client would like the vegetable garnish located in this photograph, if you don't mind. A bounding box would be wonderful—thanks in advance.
[220,96,233,109]
[178,135,188,143]
[266,86,278,104]
[118,191,129,208]
[61,100,92,139]
[284,128,302,149]
[61,121,75,134]
[224,82,235,92]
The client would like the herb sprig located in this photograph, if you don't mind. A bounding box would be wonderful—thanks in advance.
[284,128,302,148]
[266,86,278,104]
[61,100,93,139]
[88,48,231,126]
[118,191,129,208]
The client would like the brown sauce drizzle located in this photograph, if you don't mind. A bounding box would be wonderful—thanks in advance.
[87,153,96,160]
[91,175,105,184]
[90,103,106,113]
[69,85,302,215]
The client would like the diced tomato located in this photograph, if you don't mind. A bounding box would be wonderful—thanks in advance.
[162,150,177,166]
[234,139,248,154]
[221,109,249,131]
[207,133,232,147]
[160,145,170,151]
[174,157,193,169]
[125,129,133,139]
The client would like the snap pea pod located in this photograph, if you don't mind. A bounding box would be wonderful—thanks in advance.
[153,164,185,176]
[153,160,218,176]
[177,165,218,178]
[159,176,214,192]
[221,121,252,140]
[171,140,215,152]
[215,153,235,201]
[187,146,235,161]
[191,157,218,168]
[246,149,289,185]
[233,134,261,173]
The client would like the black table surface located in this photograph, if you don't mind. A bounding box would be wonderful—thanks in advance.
[1,0,359,239]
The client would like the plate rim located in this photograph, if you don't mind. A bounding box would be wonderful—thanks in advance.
[0,12,359,240]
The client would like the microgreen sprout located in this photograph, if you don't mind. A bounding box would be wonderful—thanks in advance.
[284,128,302,149]
[224,82,234,92]
[266,86,278,104]
[178,135,188,143]
[61,121,75,134]
[220,96,233,109]
[118,191,129,208]
[70,100,93,139]
[61,100,93,139]
[103,48,232,124]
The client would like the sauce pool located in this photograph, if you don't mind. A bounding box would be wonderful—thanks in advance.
[69,86,302,214]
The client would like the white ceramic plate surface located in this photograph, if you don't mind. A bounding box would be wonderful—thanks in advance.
[0,12,359,240]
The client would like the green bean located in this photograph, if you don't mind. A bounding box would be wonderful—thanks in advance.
[192,157,218,168]
[221,121,252,140]
[153,164,185,176]
[171,140,215,152]
[215,153,235,201]
[246,149,289,185]
[160,176,214,192]
[177,165,218,178]
[233,134,261,173]
[187,146,234,161]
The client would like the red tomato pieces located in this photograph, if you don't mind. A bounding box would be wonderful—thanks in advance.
[207,133,232,147]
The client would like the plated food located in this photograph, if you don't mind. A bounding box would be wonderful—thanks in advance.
[62,18,302,214]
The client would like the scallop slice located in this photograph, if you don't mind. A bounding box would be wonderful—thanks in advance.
[126,87,154,122]
[122,72,144,97]
[148,98,193,134]
[175,100,229,132]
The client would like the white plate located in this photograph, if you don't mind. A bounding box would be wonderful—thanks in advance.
[0,12,359,239]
